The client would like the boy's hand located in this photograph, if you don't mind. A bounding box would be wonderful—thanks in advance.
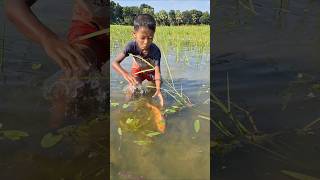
[41,36,90,73]
[152,90,164,107]
[123,72,138,86]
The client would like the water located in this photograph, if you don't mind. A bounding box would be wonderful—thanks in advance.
[110,39,210,179]
[213,0,320,179]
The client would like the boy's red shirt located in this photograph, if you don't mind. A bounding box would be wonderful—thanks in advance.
[72,0,108,28]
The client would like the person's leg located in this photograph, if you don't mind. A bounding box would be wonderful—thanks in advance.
[48,73,69,129]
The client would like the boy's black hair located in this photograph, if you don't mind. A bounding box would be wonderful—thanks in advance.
[133,14,156,32]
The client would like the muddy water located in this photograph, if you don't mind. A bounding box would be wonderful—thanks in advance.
[213,0,320,179]
[110,41,210,179]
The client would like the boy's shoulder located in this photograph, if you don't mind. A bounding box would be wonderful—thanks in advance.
[150,43,161,52]
[124,41,160,52]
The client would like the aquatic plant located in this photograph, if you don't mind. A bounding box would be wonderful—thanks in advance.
[0,129,29,141]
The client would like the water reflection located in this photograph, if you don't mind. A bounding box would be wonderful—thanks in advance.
[213,0,320,179]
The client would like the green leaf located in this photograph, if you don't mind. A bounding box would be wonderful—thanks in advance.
[281,170,320,180]
[194,119,200,133]
[111,102,119,107]
[41,133,63,148]
[122,104,129,109]
[133,140,151,146]
[31,63,42,70]
[165,108,176,114]
[145,131,161,137]
[126,118,134,124]
[117,127,122,136]
[2,130,29,141]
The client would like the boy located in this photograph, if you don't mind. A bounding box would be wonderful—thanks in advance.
[5,0,108,128]
[112,14,164,107]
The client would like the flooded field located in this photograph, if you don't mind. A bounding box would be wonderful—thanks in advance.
[213,0,320,179]
[110,25,210,179]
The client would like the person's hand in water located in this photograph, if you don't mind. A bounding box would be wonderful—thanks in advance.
[152,89,164,107]
[123,72,138,86]
[4,0,90,74]
[41,35,90,74]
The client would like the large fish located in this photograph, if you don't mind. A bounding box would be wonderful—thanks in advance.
[145,102,166,133]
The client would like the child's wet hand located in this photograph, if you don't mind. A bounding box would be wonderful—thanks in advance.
[123,72,138,86]
[152,90,164,107]
[41,36,90,73]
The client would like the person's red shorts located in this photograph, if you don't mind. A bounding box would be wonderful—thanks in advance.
[131,67,155,82]
[67,20,108,69]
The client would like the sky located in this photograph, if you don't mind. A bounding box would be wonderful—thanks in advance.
[113,0,210,12]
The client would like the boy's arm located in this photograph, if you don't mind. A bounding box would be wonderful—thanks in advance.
[153,65,164,107]
[5,0,89,72]
[111,52,137,85]
[154,65,161,91]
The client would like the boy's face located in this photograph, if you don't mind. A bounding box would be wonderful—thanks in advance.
[133,27,155,55]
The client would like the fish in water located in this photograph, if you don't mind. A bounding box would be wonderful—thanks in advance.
[145,102,165,133]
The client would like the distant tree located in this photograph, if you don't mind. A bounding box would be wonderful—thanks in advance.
[190,9,203,24]
[199,11,210,24]
[110,1,209,26]
[122,6,141,25]
[182,10,192,25]
[168,10,176,26]
[175,10,183,25]
[111,1,123,24]
[140,4,154,15]
[155,10,169,25]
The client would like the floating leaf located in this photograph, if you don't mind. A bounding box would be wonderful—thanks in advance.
[122,104,129,109]
[281,170,320,180]
[133,140,151,146]
[145,131,161,137]
[111,102,119,107]
[164,108,176,114]
[117,127,122,136]
[1,130,29,141]
[194,119,200,133]
[31,63,42,70]
[126,118,134,124]
[41,133,63,148]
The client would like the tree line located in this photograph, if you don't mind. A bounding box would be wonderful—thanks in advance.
[111,1,210,26]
